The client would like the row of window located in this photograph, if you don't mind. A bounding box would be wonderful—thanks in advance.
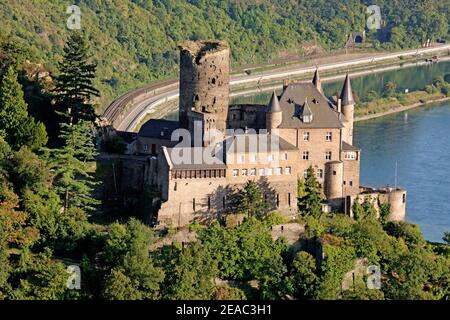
[236,153,289,163]
[236,150,333,163]
[302,151,332,161]
[232,167,326,179]
[303,131,333,142]
[232,166,292,177]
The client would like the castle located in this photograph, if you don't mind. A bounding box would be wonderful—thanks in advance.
[111,40,406,227]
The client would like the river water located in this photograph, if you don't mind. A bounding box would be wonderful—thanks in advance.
[354,102,450,242]
[231,60,450,104]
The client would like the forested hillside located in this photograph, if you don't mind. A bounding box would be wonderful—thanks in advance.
[1,0,449,109]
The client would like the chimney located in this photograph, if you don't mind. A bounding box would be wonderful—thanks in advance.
[337,99,342,113]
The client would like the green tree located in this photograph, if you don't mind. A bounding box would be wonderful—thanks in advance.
[103,269,143,300]
[236,180,267,219]
[102,219,164,300]
[0,67,47,150]
[286,251,318,299]
[53,32,100,124]
[158,242,217,300]
[298,166,323,218]
[50,122,99,212]
[12,249,69,300]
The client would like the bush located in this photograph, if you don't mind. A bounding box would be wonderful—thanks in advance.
[263,212,289,226]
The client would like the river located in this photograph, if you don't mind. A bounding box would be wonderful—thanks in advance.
[231,60,450,105]
[354,101,450,242]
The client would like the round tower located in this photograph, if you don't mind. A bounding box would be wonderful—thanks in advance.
[387,189,406,222]
[178,41,230,133]
[266,91,282,131]
[340,73,355,145]
[325,161,344,203]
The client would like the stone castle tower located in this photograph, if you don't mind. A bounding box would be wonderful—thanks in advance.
[340,73,355,145]
[178,40,230,144]
[266,91,282,131]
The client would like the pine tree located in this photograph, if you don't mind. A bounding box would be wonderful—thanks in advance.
[0,67,47,150]
[50,121,99,212]
[298,166,324,218]
[53,32,99,124]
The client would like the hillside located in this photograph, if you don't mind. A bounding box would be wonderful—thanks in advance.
[1,0,448,109]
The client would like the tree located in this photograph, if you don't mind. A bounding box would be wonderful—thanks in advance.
[298,166,323,218]
[286,251,318,299]
[103,269,143,300]
[0,67,47,150]
[102,219,164,300]
[6,146,52,196]
[157,242,217,300]
[236,180,267,219]
[50,122,99,212]
[12,249,69,300]
[53,32,100,125]
[443,232,450,245]
[0,220,12,299]
[383,81,397,98]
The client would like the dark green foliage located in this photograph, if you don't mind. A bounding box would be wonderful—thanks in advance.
[0,67,47,150]
[53,32,99,124]
[298,166,324,218]
[199,219,287,282]
[102,219,164,300]
[155,242,217,300]
[49,122,99,212]
[352,197,377,221]
[9,249,69,300]
[384,221,425,247]
[285,251,318,299]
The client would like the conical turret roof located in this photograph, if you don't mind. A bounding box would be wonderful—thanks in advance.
[340,73,354,105]
[267,91,281,113]
[312,68,323,93]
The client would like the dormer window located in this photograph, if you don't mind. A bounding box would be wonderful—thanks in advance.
[303,114,313,123]
[300,98,313,123]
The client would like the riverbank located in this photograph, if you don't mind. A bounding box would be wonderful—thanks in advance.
[354,91,450,122]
